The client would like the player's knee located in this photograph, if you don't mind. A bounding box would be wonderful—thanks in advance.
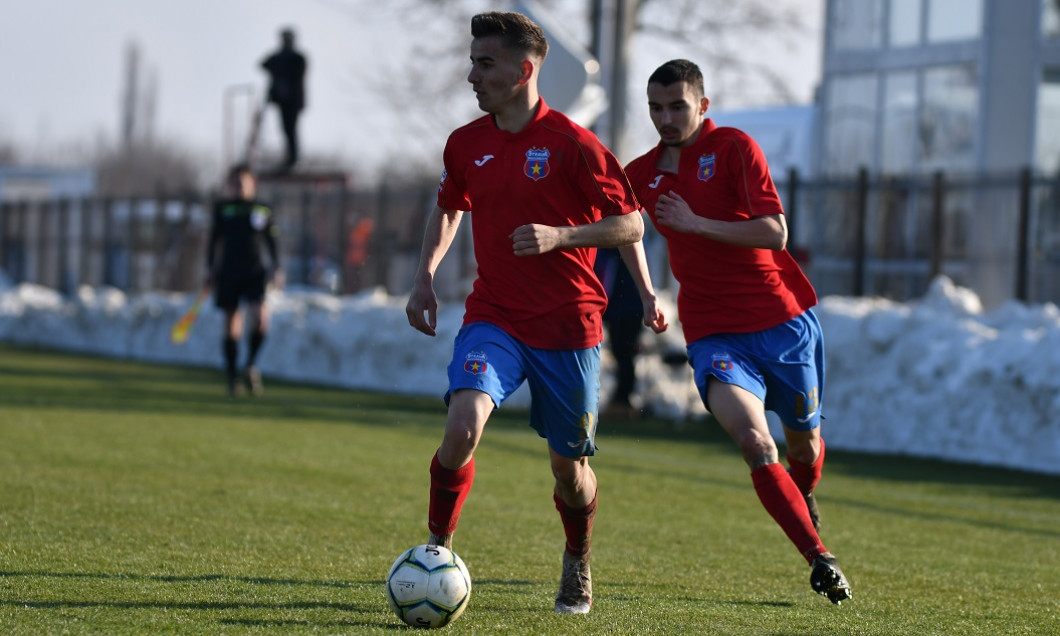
[738,434,778,468]
[550,455,587,487]
[786,441,819,465]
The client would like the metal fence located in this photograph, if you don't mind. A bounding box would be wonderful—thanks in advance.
[2,168,1059,306]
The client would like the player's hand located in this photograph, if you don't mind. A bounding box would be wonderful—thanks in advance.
[271,268,286,290]
[641,296,669,333]
[406,279,439,336]
[654,191,701,234]
[510,223,562,255]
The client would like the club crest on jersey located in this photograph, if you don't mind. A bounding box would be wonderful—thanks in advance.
[524,147,551,181]
[464,351,489,375]
[250,205,270,230]
[437,169,447,193]
[698,153,716,181]
[711,352,734,372]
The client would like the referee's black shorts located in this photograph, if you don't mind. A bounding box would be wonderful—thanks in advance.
[214,269,268,311]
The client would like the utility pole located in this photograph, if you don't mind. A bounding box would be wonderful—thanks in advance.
[120,41,140,147]
[590,0,637,161]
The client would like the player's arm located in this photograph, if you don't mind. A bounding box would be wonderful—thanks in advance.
[510,210,643,256]
[617,237,668,334]
[205,208,222,287]
[264,215,283,289]
[406,205,465,336]
[654,190,787,250]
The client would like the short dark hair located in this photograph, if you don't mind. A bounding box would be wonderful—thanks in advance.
[227,163,252,182]
[471,12,549,61]
[648,59,704,98]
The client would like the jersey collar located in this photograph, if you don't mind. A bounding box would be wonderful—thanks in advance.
[490,98,550,137]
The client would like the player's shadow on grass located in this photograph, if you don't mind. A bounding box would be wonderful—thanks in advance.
[0,569,371,588]
[0,569,397,628]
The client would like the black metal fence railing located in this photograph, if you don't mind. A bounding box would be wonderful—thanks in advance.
[1,168,1059,307]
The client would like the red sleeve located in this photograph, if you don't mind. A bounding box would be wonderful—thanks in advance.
[437,139,471,211]
[729,133,783,219]
[572,132,639,218]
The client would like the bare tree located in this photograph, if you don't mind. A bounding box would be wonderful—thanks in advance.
[94,140,202,197]
[317,0,811,169]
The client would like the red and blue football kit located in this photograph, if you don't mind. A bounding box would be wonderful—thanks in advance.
[438,99,639,350]
[627,119,824,432]
[624,119,817,344]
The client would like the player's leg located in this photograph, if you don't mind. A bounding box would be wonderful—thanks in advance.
[688,336,828,562]
[604,314,642,417]
[762,309,827,530]
[428,323,526,550]
[214,273,242,395]
[760,312,851,604]
[525,345,601,614]
[241,272,270,395]
[550,449,596,614]
[222,307,243,395]
[428,388,493,549]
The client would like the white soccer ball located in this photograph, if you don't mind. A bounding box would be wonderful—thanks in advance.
[385,544,472,628]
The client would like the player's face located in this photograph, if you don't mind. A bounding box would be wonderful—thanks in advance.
[468,36,526,114]
[236,172,256,200]
[647,81,709,147]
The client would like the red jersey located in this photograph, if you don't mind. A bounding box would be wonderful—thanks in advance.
[438,99,639,350]
[625,119,817,343]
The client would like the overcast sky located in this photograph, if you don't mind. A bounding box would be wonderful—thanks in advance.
[0,0,823,181]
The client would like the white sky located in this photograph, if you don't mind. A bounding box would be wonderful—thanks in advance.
[0,0,824,181]
[1,275,1058,477]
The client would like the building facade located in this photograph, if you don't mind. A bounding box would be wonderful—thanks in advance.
[807,0,1060,305]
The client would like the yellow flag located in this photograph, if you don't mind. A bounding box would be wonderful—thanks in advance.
[171,289,209,345]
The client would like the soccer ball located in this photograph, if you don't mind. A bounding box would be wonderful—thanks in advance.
[385,544,472,628]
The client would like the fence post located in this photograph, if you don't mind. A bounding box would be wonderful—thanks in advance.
[102,198,115,287]
[930,171,945,280]
[853,167,869,296]
[58,198,72,295]
[1015,167,1032,302]
[300,186,313,287]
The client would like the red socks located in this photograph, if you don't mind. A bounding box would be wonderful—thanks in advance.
[428,453,475,536]
[554,492,597,557]
[751,463,825,563]
[787,438,825,496]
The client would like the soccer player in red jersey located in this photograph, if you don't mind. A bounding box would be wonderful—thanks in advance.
[624,59,852,605]
[405,12,666,615]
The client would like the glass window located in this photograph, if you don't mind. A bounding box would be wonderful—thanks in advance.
[927,0,982,42]
[881,71,919,174]
[1046,0,1060,39]
[823,74,879,175]
[1035,68,1060,174]
[919,65,978,172]
[831,0,884,50]
[889,0,922,47]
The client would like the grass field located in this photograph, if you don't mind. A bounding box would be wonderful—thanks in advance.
[1,345,1058,635]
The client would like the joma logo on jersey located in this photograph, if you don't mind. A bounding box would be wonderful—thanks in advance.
[524,147,551,181]
[698,153,716,181]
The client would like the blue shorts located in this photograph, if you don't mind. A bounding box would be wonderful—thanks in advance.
[687,310,825,431]
[446,322,601,458]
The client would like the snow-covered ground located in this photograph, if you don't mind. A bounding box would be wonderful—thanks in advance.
[1,275,1058,476]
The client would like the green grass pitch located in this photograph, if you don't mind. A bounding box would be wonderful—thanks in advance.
[0,345,1058,634]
